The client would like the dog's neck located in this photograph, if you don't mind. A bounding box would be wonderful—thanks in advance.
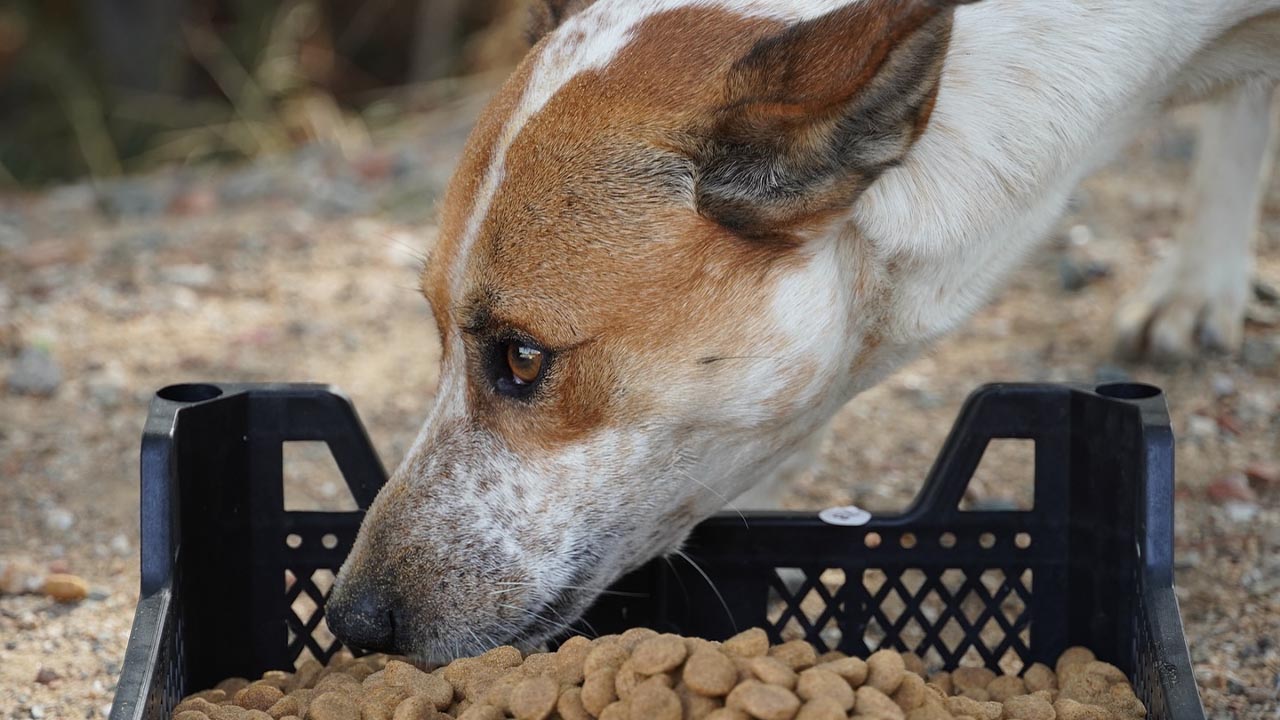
[854,1,1268,350]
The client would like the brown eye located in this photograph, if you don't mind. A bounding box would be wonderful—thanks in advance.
[506,342,544,385]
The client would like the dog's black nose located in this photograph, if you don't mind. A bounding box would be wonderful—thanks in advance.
[325,588,397,653]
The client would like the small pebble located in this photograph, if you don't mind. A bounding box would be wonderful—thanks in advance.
[42,573,88,603]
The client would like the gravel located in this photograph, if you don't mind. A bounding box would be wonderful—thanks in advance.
[7,346,62,397]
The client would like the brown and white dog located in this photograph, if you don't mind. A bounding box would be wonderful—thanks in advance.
[327,0,1280,660]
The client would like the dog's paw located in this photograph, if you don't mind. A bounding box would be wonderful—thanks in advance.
[1113,263,1248,362]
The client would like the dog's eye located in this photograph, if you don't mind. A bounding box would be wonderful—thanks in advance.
[505,342,545,386]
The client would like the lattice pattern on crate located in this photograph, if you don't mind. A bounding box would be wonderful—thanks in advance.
[143,573,187,720]
[285,568,343,666]
[764,566,1033,673]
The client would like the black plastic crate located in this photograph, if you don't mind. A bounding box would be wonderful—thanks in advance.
[108,381,1205,720]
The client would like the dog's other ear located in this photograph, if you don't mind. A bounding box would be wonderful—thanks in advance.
[695,0,978,240]
[527,0,598,45]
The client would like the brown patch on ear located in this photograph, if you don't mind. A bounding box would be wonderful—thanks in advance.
[527,0,597,45]
[695,0,978,239]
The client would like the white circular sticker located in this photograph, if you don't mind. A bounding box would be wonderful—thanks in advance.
[818,505,872,526]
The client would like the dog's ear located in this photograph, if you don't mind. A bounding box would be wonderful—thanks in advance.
[694,0,978,240]
[527,0,598,45]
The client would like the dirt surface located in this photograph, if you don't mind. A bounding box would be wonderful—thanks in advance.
[0,90,1276,719]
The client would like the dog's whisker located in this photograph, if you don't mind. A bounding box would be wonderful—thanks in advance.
[496,602,580,639]
[670,549,738,634]
[490,580,647,598]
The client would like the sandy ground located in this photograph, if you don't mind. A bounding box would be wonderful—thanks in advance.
[0,91,1277,719]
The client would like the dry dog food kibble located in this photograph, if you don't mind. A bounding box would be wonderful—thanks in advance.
[172,631,1146,720]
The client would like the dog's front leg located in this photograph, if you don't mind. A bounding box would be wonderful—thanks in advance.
[1115,82,1276,360]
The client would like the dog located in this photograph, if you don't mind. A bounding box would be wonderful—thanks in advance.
[326,0,1280,661]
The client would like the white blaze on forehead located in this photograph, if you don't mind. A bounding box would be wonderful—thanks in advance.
[447,0,862,300]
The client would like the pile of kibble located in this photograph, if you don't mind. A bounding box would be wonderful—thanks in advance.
[171,628,1146,720]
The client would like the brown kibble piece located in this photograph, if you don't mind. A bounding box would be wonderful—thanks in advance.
[632,635,689,675]
[557,636,594,685]
[865,650,907,695]
[175,712,211,720]
[523,653,557,678]
[797,668,854,711]
[1053,699,1111,720]
[684,650,738,697]
[509,675,559,720]
[1058,673,1110,705]
[768,641,817,671]
[235,683,285,711]
[816,651,848,664]
[599,701,630,720]
[390,695,438,720]
[727,680,801,720]
[558,687,592,720]
[950,668,995,693]
[985,675,1025,702]
[945,696,1000,720]
[819,656,868,687]
[1003,695,1054,720]
[582,668,619,716]
[245,712,273,720]
[615,662,641,700]
[217,678,252,695]
[1082,661,1128,684]
[362,686,411,720]
[1022,664,1056,693]
[705,710,751,720]
[854,686,906,720]
[890,672,926,711]
[723,629,770,658]
[479,646,524,668]
[905,703,952,720]
[174,698,222,716]
[457,703,504,720]
[957,688,989,702]
[630,677,683,720]
[677,683,723,719]
[480,673,521,711]
[1102,683,1146,719]
[1030,690,1055,704]
[307,690,360,720]
[315,673,360,695]
[209,707,249,720]
[620,627,661,651]
[748,657,799,689]
[795,697,847,720]
[266,696,301,719]
[585,644,630,676]
[1055,648,1096,678]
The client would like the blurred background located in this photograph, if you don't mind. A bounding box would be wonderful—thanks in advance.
[0,3,1278,719]
[0,0,528,187]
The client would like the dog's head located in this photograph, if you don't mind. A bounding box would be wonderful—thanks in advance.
[327,0,974,660]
